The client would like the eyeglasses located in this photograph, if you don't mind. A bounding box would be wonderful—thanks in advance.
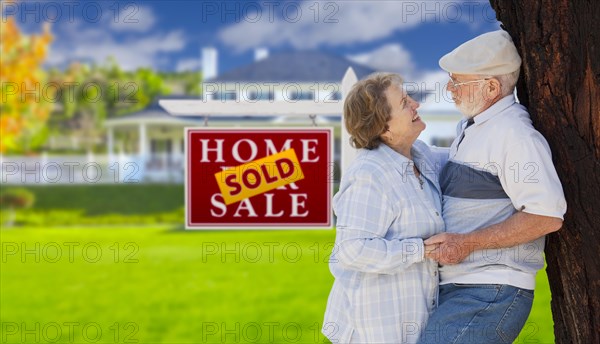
[448,74,491,88]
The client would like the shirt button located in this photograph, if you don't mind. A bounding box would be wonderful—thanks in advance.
[434,271,438,276]
[435,211,440,216]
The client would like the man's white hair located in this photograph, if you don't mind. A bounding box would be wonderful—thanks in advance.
[494,69,521,96]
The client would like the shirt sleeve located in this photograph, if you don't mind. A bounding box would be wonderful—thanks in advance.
[332,172,425,274]
[500,135,567,219]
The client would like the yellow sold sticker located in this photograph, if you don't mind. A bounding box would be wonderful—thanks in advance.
[214,148,305,205]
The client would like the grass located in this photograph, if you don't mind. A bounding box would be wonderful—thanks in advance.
[1,227,335,343]
[1,227,555,343]
[0,185,555,342]
[515,264,555,343]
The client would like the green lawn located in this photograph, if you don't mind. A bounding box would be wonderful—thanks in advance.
[1,227,555,343]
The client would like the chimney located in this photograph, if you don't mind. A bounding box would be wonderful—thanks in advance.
[202,47,218,80]
[254,48,269,62]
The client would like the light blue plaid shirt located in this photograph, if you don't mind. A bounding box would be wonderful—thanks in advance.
[323,141,446,343]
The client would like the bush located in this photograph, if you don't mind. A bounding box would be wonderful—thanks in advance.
[0,184,184,226]
[0,188,35,209]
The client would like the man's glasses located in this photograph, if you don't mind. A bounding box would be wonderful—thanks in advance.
[448,74,491,88]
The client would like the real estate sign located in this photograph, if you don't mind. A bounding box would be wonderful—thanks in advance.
[185,128,333,229]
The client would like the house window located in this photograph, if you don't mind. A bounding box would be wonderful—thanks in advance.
[214,92,237,101]
[247,90,259,101]
[251,91,273,101]
[224,92,237,101]
[298,91,314,100]
[260,91,275,101]
[287,89,299,101]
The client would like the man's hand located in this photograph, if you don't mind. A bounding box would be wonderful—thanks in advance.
[424,233,474,265]
[424,243,439,260]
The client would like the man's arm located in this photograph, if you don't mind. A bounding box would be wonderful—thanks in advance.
[425,211,563,264]
[426,133,567,264]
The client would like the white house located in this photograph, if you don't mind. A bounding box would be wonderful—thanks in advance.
[0,50,461,184]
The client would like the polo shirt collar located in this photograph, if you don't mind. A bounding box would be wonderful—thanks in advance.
[472,94,516,126]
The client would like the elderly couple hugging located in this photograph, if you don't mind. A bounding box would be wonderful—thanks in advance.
[322,30,567,344]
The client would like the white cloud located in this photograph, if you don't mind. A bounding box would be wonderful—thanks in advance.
[47,14,186,71]
[176,58,202,72]
[109,5,157,33]
[417,70,450,91]
[218,1,423,52]
[347,44,416,78]
[218,1,496,52]
[345,43,456,113]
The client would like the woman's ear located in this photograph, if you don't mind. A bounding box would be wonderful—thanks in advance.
[381,129,393,144]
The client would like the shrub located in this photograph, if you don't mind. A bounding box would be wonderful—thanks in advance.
[0,188,35,209]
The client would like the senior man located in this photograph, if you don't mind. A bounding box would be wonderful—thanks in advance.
[419,30,567,343]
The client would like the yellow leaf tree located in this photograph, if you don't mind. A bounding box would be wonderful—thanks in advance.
[0,1,53,153]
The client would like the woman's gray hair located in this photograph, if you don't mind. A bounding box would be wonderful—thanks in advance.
[343,73,404,149]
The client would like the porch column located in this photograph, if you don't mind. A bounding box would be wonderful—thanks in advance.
[138,123,148,177]
[138,123,147,158]
[107,126,114,162]
[170,136,180,162]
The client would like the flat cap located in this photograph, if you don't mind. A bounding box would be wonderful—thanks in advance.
[439,30,522,75]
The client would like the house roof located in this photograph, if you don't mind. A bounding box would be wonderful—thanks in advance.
[104,96,197,127]
[209,51,377,82]
[104,96,279,127]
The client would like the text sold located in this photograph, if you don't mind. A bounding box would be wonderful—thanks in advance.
[214,149,304,205]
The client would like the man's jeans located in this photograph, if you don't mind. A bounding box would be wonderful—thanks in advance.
[418,283,534,344]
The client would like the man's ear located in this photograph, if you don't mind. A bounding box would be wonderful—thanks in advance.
[485,78,502,101]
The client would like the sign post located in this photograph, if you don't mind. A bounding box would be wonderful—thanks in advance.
[185,128,333,229]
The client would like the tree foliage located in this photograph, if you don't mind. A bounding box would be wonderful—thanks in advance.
[0,1,53,153]
[45,60,171,151]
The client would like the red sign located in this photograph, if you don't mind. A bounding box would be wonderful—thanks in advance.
[186,128,333,229]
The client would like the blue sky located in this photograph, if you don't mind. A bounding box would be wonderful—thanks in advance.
[6,0,500,94]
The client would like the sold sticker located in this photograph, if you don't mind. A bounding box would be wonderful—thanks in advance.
[214,149,305,205]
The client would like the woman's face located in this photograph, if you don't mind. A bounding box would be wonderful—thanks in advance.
[383,86,425,145]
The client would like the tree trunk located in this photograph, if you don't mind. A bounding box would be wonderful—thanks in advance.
[489,1,600,343]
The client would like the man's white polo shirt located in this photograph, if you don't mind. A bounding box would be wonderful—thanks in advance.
[439,95,567,290]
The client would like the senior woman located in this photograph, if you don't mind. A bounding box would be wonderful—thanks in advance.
[322,73,445,343]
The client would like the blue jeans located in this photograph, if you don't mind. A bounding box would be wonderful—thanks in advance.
[418,283,534,344]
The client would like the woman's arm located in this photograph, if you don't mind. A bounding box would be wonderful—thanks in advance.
[334,231,425,274]
[333,172,426,274]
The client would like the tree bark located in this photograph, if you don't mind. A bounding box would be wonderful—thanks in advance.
[489,1,600,343]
